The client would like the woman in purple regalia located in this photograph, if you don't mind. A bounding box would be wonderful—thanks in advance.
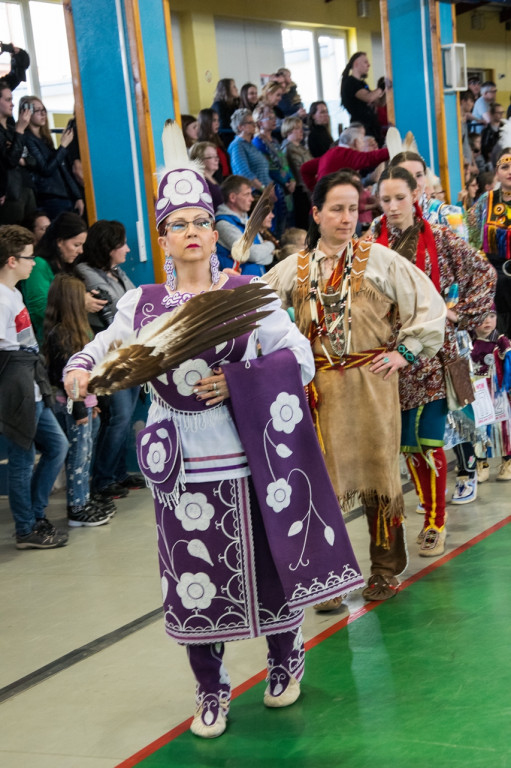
[63,123,363,739]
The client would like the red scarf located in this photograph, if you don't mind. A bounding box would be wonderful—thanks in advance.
[375,202,440,291]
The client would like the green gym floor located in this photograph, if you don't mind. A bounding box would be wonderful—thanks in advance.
[1,458,510,768]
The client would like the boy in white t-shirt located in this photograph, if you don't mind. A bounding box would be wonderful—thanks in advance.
[0,225,69,548]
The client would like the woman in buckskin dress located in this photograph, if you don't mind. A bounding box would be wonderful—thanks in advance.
[63,154,363,739]
[264,171,447,602]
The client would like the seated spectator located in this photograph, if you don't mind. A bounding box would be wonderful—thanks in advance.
[0,80,36,225]
[189,141,223,211]
[24,209,50,245]
[472,82,497,133]
[215,174,275,275]
[276,67,306,118]
[181,114,199,150]
[301,124,389,192]
[211,78,239,148]
[21,95,84,220]
[197,108,230,179]
[481,103,505,164]
[239,82,259,112]
[306,101,334,158]
[280,116,311,229]
[43,274,111,528]
[278,226,307,261]
[0,41,30,91]
[0,224,69,550]
[252,105,296,238]
[228,108,270,192]
[74,219,142,500]
[469,132,489,173]
[477,170,495,197]
[457,174,479,211]
[21,211,94,341]
[258,80,286,140]
[460,90,476,161]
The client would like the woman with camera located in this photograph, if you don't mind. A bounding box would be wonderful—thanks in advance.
[74,220,143,500]
[20,95,84,220]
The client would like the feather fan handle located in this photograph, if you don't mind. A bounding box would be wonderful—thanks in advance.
[161,119,204,177]
[230,183,275,267]
[88,283,276,395]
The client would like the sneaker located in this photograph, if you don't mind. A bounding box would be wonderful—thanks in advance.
[91,494,117,518]
[263,676,301,708]
[419,527,446,557]
[95,482,129,499]
[416,502,424,515]
[119,474,146,490]
[496,458,511,481]
[451,476,477,504]
[476,461,490,483]
[67,503,111,528]
[16,519,69,550]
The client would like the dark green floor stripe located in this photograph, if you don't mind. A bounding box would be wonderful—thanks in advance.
[128,523,511,768]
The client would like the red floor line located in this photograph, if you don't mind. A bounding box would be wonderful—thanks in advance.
[114,514,511,768]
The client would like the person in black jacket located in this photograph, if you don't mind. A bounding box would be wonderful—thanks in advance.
[0,41,30,91]
[0,224,69,549]
[340,52,384,146]
[20,95,84,219]
[0,79,36,224]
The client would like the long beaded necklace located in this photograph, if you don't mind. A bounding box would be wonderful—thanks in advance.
[308,240,353,364]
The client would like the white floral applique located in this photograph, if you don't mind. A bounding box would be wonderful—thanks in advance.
[176,572,216,610]
[266,478,292,513]
[156,170,213,210]
[174,492,214,531]
[270,392,303,434]
[146,440,167,474]
[172,358,212,396]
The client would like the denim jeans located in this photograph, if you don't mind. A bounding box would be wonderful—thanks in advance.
[93,386,139,490]
[54,401,95,509]
[6,401,69,536]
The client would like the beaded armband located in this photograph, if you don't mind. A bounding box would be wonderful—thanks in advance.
[397,343,416,364]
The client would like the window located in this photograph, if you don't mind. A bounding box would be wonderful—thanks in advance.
[282,27,349,139]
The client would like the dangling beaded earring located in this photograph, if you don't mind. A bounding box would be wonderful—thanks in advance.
[210,250,220,285]
[164,254,176,290]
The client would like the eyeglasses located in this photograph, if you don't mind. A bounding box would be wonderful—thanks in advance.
[32,107,47,114]
[203,155,219,160]
[17,256,35,261]
[164,217,213,234]
[242,120,255,126]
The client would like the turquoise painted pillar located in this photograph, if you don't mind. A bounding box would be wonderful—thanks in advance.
[384,0,463,203]
[65,0,179,286]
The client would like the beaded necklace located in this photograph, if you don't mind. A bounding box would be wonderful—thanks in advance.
[308,240,353,364]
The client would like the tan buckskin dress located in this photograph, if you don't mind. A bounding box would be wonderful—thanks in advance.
[265,240,446,579]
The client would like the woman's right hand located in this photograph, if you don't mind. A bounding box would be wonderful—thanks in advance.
[64,369,91,400]
[60,126,74,148]
[85,291,108,313]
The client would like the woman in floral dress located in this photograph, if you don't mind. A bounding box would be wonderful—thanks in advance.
[63,152,363,738]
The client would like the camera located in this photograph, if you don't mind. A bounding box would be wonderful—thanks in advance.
[67,117,76,131]
[21,102,34,114]
[90,287,115,328]
[0,42,15,55]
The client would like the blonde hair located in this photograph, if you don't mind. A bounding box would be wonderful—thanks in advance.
[281,117,302,138]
